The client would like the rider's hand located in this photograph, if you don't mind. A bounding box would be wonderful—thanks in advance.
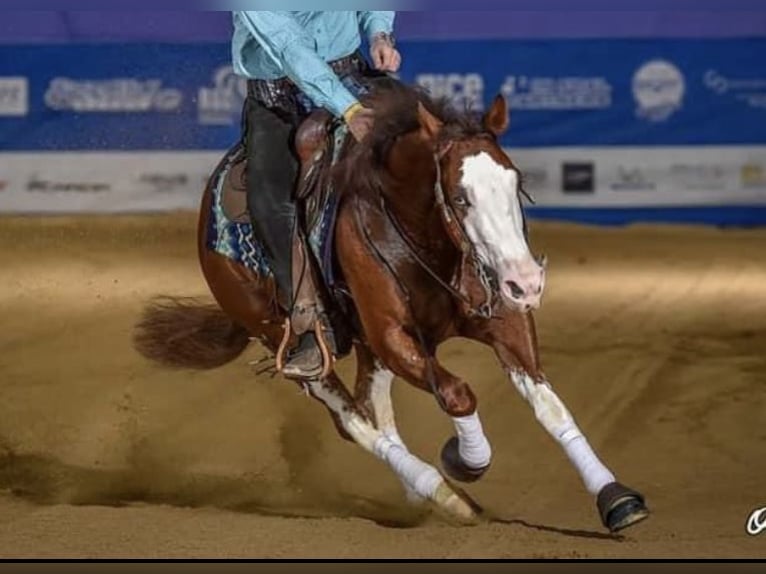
[370,33,401,73]
[344,103,375,143]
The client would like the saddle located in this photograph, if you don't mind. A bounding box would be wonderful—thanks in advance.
[219,110,336,229]
[217,110,352,373]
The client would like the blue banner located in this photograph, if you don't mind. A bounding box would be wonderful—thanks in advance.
[1,39,765,223]
[1,38,765,151]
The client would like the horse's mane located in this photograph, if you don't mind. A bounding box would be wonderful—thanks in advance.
[334,77,488,197]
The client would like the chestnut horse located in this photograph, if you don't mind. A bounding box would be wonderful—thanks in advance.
[134,79,649,532]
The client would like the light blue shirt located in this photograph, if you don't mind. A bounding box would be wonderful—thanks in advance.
[232,11,395,118]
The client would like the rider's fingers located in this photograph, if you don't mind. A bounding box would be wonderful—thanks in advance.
[388,50,401,72]
[371,46,386,69]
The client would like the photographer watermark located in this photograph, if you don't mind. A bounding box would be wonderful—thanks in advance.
[746,506,766,536]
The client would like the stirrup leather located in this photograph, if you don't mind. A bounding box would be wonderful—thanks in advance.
[275,317,335,380]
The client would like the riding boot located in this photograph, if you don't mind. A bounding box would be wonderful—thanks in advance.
[244,96,329,379]
[281,226,336,379]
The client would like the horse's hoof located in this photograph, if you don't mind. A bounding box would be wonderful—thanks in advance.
[440,436,490,483]
[432,481,483,525]
[597,482,650,533]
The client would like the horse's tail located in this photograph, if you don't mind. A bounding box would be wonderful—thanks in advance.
[133,296,250,370]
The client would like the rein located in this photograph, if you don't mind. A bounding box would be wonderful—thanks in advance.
[379,197,473,308]
[377,145,499,319]
[352,193,450,411]
[430,145,499,318]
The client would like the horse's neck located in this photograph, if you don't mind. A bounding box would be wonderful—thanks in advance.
[382,140,455,262]
[385,183,438,236]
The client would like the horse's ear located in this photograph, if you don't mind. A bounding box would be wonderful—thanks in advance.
[417,102,442,141]
[483,94,510,136]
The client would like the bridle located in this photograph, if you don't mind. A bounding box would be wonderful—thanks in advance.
[352,135,532,412]
[430,140,499,318]
[377,136,532,320]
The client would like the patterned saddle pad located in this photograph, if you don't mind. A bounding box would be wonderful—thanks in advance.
[205,123,349,287]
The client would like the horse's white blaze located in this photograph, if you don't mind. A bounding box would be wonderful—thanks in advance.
[509,370,615,495]
[459,151,530,268]
[459,151,544,308]
[452,412,492,469]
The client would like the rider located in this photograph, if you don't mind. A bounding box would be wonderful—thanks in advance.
[232,11,402,379]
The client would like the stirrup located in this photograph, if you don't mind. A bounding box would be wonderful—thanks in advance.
[275,317,335,380]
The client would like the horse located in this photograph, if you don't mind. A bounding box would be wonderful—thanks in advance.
[134,78,649,532]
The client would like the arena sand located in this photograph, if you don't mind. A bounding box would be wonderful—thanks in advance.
[0,213,764,558]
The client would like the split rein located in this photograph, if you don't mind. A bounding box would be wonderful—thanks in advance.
[369,138,535,320]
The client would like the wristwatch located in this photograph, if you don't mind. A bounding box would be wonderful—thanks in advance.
[372,32,396,47]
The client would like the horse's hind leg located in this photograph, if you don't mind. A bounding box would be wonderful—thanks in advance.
[199,250,435,503]
[353,343,405,446]
[364,324,494,485]
[353,343,425,502]
[302,370,478,523]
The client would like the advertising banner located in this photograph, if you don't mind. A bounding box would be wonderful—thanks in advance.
[1,38,765,221]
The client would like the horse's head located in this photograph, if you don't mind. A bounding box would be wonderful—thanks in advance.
[417,95,546,312]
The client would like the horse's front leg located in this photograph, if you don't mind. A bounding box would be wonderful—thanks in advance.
[301,339,477,522]
[367,321,495,484]
[354,337,492,493]
[462,310,650,533]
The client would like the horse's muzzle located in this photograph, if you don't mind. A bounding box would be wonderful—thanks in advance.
[498,255,546,312]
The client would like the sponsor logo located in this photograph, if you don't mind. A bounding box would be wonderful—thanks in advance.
[521,166,550,192]
[632,60,685,122]
[26,176,111,193]
[747,506,766,536]
[138,172,190,193]
[704,69,732,95]
[45,78,182,113]
[415,73,484,111]
[741,163,766,188]
[500,75,612,110]
[704,70,766,109]
[197,65,247,126]
[0,77,29,117]
[609,166,657,191]
[562,162,595,193]
[669,163,730,191]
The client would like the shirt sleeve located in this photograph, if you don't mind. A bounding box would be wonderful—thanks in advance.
[357,11,395,41]
[238,11,358,118]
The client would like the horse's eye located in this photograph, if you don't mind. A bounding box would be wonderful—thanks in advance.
[453,196,469,208]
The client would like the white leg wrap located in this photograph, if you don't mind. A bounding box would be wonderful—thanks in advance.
[562,434,615,494]
[373,436,443,500]
[452,412,492,469]
[367,363,424,501]
[310,376,438,502]
[306,374,475,519]
[383,428,405,446]
[510,370,615,495]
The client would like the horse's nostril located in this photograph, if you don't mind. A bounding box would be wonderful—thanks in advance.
[536,285,542,295]
[507,281,524,299]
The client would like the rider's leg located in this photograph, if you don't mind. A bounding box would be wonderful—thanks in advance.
[244,97,298,308]
[244,97,323,379]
